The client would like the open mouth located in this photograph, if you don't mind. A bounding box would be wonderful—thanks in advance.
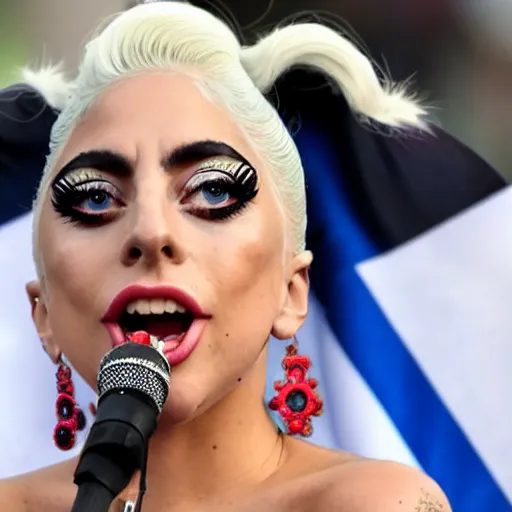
[103,285,211,364]
[119,299,194,347]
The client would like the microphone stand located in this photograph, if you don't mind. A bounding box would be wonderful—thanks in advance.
[70,392,156,512]
[71,480,116,512]
[71,448,149,512]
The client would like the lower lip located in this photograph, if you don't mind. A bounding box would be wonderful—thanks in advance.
[103,319,208,366]
[162,318,208,365]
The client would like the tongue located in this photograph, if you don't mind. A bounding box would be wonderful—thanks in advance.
[142,319,187,340]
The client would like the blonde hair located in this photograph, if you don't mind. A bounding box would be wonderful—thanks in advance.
[25,1,426,276]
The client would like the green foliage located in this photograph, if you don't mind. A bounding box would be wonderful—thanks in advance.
[0,2,26,86]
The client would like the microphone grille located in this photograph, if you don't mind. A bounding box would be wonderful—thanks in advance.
[97,343,171,413]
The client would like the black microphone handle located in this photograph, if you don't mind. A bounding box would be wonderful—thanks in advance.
[71,481,116,512]
[71,390,158,512]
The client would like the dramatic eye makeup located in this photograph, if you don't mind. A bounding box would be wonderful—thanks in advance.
[50,141,259,226]
[51,150,129,226]
[180,157,258,221]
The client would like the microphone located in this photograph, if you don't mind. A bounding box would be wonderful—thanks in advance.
[71,333,171,512]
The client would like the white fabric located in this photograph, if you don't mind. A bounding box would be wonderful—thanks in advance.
[358,186,512,503]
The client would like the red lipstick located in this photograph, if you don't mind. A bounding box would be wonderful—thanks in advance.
[102,284,210,365]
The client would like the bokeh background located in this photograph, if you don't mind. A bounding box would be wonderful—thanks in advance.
[1,0,512,177]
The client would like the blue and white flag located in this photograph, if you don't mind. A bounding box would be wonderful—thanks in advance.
[0,73,510,512]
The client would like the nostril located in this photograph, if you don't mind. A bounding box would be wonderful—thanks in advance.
[121,238,179,267]
[128,246,143,260]
[161,245,173,258]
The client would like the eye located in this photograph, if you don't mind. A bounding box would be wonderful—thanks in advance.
[77,189,114,213]
[180,166,259,221]
[51,177,124,226]
[199,182,233,206]
[181,171,240,211]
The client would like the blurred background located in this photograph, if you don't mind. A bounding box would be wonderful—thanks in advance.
[1,0,512,178]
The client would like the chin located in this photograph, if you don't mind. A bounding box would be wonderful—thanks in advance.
[158,373,212,426]
[159,368,238,427]
[160,395,201,425]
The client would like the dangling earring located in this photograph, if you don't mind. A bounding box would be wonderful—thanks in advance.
[53,355,86,450]
[268,336,323,436]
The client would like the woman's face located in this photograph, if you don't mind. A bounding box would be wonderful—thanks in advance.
[29,73,311,423]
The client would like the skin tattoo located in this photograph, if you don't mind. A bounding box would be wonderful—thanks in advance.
[414,489,445,512]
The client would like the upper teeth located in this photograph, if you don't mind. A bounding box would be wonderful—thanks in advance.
[125,299,187,315]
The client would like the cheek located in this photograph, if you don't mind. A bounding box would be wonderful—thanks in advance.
[39,220,117,384]
[198,203,286,331]
[43,229,109,309]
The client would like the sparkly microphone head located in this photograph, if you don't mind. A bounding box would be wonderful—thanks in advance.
[97,336,171,413]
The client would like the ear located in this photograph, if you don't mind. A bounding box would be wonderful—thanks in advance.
[26,280,59,363]
[271,250,313,340]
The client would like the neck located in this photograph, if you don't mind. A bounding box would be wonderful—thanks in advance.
[119,355,285,508]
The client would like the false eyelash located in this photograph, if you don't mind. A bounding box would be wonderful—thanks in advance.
[187,174,257,202]
[185,162,258,193]
[190,190,256,221]
[51,178,119,226]
[231,162,258,192]
[184,171,258,221]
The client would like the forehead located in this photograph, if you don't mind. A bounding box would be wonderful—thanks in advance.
[53,73,261,173]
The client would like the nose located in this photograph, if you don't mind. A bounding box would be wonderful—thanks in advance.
[120,196,186,268]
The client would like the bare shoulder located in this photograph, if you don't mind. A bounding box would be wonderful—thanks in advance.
[0,479,25,510]
[280,441,450,512]
[321,458,451,512]
[0,458,78,512]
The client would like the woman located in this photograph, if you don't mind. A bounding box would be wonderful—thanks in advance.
[0,1,451,510]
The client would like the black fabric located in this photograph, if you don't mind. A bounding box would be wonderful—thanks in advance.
[0,84,57,224]
[272,69,507,250]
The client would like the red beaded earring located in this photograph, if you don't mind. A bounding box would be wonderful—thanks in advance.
[53,356,86,450]
[268,337,324,436]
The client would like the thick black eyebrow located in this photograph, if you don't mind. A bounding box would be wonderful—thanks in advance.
[162,140,254,170]
[51,140,254,186]
[51,150,133,185]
